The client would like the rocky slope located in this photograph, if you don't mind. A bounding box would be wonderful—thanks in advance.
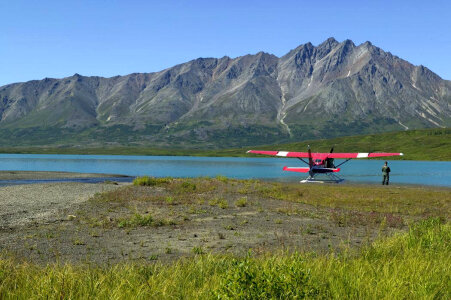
[1,38,450,147]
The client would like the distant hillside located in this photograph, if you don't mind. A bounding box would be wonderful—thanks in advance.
[1,38,450,147]
[1,128,450,161]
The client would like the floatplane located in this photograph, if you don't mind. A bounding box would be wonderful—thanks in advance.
[247,146,403,183]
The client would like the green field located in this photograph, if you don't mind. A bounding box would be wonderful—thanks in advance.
[1,128,450,160]
[1,218,449,299]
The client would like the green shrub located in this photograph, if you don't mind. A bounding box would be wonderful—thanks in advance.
[218,199,229,209]
[165,196,175,205]
[215,175,228,183]
[209,197,228,209]
[208,198,218,206]
[181,181,196,191]
[133,176,170,186]
[235,197,248,207]
[215,252,319,299]
[118,213,153,228]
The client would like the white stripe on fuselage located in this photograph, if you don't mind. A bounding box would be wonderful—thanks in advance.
[357,153,369,158]
[276,151,289,157]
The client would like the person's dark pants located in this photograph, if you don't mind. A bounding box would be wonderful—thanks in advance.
[382,174,389,185]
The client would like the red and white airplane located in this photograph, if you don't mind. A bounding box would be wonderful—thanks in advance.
[247,146,403,183]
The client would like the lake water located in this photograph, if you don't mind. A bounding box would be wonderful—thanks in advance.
[0,154,450,187]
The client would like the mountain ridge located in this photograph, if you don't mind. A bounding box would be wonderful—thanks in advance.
[1,38,450,147]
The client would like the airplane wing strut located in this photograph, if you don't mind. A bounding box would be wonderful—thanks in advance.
[335,158,353,168]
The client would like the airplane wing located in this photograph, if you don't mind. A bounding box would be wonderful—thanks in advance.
[247,150,311,158]
[327,152,403,158]
[247,150,403,158]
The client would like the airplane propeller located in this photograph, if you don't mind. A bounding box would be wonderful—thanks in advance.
[307,145,314,175]
[328,146,335,167]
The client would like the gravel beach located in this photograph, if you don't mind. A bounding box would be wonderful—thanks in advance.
[0,170,127,180]
[0,171,129,227]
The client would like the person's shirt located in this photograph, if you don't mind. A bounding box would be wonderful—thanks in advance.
[382,165,389,174]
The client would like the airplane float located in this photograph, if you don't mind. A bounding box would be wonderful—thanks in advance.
[247,146,403,183]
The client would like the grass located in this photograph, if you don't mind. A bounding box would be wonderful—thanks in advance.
[92,177,450,223]
[235,197,248,207]
[209,197,229,209]
[253,181,450,220]
[2,176,448,297]
[117,213,154,228]
[132,176,171,186]
[192,246,205,255]
[0,127,450,160]
[0,218,449,298]
[329,208,405,228]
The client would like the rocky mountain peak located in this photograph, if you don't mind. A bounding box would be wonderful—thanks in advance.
[0,38,449,147]
[318,37,339,49]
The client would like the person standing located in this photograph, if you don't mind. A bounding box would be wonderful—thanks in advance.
[382,161,391,185]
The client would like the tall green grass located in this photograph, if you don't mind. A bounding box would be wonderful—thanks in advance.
[307,218,450,298]
[0,218,449,299]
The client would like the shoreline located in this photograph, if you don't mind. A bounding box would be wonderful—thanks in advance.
[0,170,131,180]
[0,181,128,228]
[0,171,449,190]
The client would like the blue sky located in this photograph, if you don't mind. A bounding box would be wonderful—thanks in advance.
[1,0,450,86]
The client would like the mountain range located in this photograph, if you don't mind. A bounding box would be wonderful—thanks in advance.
[1,37,450,147]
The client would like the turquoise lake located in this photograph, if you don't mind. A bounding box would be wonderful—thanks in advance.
[0,154,450,187]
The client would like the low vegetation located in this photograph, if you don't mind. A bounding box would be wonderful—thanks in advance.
[235,197,248,207]
[1,177,449,298]
[0,218,448,298]
[1,127,450,160]
[132,176,171,186]
[102,176,450,219]
[117,213,154,228]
